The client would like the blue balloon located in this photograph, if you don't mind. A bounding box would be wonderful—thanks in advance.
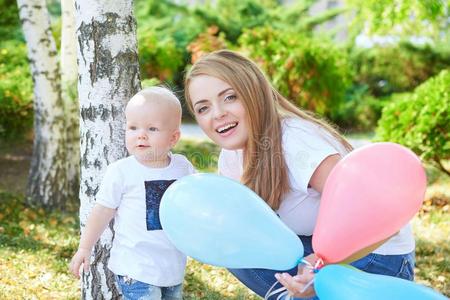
[160,173,303,270]
[315,265,447,300]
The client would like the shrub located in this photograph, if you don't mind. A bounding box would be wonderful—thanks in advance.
[138,27,185,83]
[238,27,352,119]
[376,70,450,176]
[187,26,228,64]
[333,84,387,132]
[350,42,450,97]
[0,41,33,140]
[174,139,220,172]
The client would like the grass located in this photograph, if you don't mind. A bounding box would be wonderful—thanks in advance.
[0,138,448,298]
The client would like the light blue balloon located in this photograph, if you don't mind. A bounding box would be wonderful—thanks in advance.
[160,173,303,270]
[315,264,447,300]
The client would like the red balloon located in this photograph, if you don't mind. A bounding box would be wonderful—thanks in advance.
[313,143,427,264]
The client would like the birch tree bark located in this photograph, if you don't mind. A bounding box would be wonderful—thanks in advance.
[75,0,141,298]
[17,0,69,209]
[61,0,80,207]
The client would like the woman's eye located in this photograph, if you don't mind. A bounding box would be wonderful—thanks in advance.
[225,95,236,102]
[197,106,208,114]
[148,127,158,132]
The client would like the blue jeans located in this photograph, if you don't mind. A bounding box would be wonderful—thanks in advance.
[116,275,183,300]
[228,235,415,300]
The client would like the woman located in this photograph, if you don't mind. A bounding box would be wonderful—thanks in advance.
[184,49,415,299]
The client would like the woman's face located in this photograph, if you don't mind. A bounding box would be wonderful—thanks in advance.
[189,75,249,150]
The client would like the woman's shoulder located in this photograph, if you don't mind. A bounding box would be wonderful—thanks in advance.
[280,117,347,160]
[281,117,333,147]
[282,117,323,136]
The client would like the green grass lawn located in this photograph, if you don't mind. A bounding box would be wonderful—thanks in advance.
[0,139,448,298]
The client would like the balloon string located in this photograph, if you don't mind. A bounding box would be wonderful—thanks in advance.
[300,258,314,270]
[300,278,314,294]
[277,290,291,300]
[264,280,287,300]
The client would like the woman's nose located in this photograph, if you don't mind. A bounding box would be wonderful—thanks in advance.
[213,105,227,120]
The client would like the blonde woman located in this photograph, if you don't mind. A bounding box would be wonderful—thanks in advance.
[184,50,415,299]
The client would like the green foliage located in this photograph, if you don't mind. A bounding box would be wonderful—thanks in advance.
[0,0,23,40]
[0,40,33,140]
[351,42,450,97]
[376,70,450,175]
[138,26,184,82]
[347,0,449,40]
[135,0,206,84]
[333,84,387,132]
[239,27,352,118]
[174,139,220,172]
[188,0,278,43]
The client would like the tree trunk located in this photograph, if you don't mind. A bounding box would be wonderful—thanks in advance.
[61,0,80,209]
[75,0,141,298]
[17,0,69,209]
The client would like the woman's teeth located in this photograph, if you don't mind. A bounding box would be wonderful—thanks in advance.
[216,122,237,133]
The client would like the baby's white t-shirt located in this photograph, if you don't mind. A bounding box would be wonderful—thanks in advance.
[96,153,195,286]
[218,117,414,255]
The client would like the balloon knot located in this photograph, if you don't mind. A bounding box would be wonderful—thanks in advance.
[313,258,324,272]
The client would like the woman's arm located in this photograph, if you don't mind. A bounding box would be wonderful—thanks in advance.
[309,154,341,193]
[276,154,341,298]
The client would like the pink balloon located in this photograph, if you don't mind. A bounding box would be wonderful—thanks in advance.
[313,142,427,264]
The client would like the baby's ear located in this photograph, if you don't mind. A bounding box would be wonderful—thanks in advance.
[170,129,181,147]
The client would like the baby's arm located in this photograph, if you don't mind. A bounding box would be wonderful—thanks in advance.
[69,204,116,278]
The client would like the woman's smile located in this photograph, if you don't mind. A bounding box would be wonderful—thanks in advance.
[189,75,248,150]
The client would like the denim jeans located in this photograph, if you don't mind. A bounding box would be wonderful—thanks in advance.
[228,235,415,300]
[116,275,183,300]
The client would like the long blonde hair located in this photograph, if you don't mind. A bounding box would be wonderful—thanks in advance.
[185,50,352,210]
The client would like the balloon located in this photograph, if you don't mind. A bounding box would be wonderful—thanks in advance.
[159,173,303,270]
[313,142,427,264]
[315,264,447,300]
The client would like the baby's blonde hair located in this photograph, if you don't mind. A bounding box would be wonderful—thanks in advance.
[127,86,182,128]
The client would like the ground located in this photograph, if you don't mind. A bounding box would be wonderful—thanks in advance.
[0,138,448,298]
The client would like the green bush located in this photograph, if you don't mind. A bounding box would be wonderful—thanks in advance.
[135,0,206,84]
[238,27,352,119]
[376,70,450,175]
[351,42,450,97]
[138,27,184,82]
[174,139,220,172]
[333,84,387,132]
[0,41,33,140]
[0,0,23,40]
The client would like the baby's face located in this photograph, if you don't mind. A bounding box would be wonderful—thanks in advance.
[125,99,179,164]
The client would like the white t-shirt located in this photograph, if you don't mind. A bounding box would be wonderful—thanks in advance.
[96,153,196,286]
[218,117,414,255]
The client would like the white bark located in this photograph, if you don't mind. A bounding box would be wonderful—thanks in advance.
[17,0,68,209]
[75,0,141,298]
[61,0,80,206]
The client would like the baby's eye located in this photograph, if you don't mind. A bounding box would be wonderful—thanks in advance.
[224,95,236,102]
[148,127,158,132]
[128,126,137,130]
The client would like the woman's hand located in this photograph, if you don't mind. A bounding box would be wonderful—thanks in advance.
[69,248,91,278]
[275,253,318,298]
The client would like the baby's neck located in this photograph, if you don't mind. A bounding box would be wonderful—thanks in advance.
[135,154,170,168]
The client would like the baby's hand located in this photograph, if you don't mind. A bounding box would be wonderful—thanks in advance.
[69,248,91,279]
